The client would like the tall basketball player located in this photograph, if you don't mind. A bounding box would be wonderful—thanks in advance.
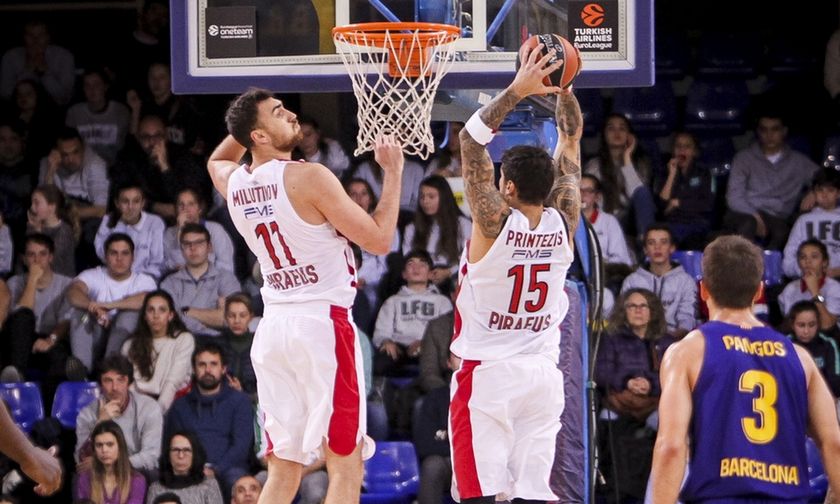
[207,89,404,504]
[449,45,582,503]
[651,235,840,503]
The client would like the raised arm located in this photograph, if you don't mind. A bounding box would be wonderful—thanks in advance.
[207,135,248,199]
[549,89,583,236]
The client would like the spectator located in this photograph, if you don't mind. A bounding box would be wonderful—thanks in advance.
[163,188,235,275]
[2,234,72,385]
[581,174,634,268]
[353,153,425,212]
[783,168,840,279]
[345,178,392,309]
[657,131,714,249]
[65,68,131,165]
[584,114,656,240]
[11,79,62,161]
[160,224,241,339]
[0,20,75,106]
[146,430,223,504]
[418,308,454,394]
[75,354,163,476]
[293,116,350,178]
[402,175,471,293]
[66,233,157,373]
[113,0,170,93]
[621,224,697,337]
[0,216,13,276]
[231,475,260,504]
[426,122,463,177]
[778,239,840,331]
[27,184,78,276]
[218,293,256,397]
[787,300,840,398]
[165,343,254,495]
[74,420,147,504]
[373,250,452,376]
[0,118,34,237]
[94,183,166,280]
[724,111,819,250]
[122,290,195,412]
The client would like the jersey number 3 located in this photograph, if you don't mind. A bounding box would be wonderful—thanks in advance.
[738,370,778,444]
[507,264,550,313]
[255,222,297,270]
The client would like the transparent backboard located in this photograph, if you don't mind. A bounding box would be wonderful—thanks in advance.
[171,0,653,94]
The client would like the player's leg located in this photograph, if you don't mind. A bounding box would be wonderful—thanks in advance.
[323,440,364,504]
[258,454,303,504]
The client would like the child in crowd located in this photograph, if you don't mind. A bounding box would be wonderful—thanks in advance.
[27,184,78,276]
[783,168,840,279]
[787,300,840,398]
[778,239,840,332]
[219,293,257,398]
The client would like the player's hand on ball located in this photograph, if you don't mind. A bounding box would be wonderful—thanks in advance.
[511,44,564,99]
[373,134,404,173]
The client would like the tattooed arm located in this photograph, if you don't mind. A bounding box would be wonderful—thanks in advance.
[549,89,583,236]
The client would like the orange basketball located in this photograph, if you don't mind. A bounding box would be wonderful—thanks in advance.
[516,34,582,89]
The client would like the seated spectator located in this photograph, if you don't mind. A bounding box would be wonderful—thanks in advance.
[581,173,634,269]
[584,114,656,240]
[345,178,392,309]
[426,122,463,177]
[146,430,223,503]
[402,176,471,293]
[218,293,256,397]
[161,224,241,339]
[11,79,62,161]
[783,168,840,279]
[0,118,34,238]
[75,354,162,476]
[621,224,697,337]
[74,420,147,504]
[353,153,425,212]
[657,131,714,250]
[293,116,350,178]
[724,111,819,250]
[2,234,72,385]
[122,290,195,412]
[0,20,75,106]
[95,183,166,280]
[0,215,13,276]
[27,184,78,276]
[373,250,452,377]
[65,68,130,165]
[418,308,454,394]
[66,233,157,373]
[787,300,840,398]
[778,239,840,331]
[163,188,234,275]
[165,342,253,495]
[231,475,261,504]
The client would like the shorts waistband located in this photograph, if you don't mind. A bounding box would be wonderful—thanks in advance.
[264,302,351,319]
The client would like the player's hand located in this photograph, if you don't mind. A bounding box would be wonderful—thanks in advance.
[373,134,404,173]
[510,44,564,98]
[22,445,62,497]
[380,340,402,360]
[407,340,422,358]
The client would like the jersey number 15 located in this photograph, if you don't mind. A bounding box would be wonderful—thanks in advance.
[507,264,551,313]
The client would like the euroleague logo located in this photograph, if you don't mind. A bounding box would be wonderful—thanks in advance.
[208,24,219,36]
[581,3,605,27]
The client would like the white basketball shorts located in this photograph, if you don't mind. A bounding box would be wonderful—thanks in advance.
[251,303,374,464]
[449,353,565,501]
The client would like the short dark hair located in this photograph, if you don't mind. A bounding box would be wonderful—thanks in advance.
[225,88,274,148]
[404,249,434,270]
[152,493,182,504]
[99,353,134,384]
[702,235,764,309]
[797,238,829,262]
[812,168,840,191]
[104,232,135,254]
[56,127,83,145]
[81,67,110,85]
[500,145,554,205]
[24,233,54,254]
[179,222,211,244]
[224,292,253,314]
[192,341,227,367]
[788,300,819,323]
[755,109,787,128]
[643,223,674,245]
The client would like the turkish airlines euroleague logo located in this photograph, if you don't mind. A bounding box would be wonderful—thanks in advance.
[581,3,605,27]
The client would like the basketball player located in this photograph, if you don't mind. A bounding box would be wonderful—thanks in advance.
[207,88,404,504]
[449,45,582,503]
[651,235,840,503]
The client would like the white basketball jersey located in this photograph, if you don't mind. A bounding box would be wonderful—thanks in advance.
[451,207,574,362]
[227,160,356,307]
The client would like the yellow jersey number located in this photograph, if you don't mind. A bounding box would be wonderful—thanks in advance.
[738,370,778,444]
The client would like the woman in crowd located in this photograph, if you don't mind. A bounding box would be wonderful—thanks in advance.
[146,431,223,504]
[74,420,147,504]
[122,290,195,412]
[787,300,840,398]
[162,188,235,275]
[27,184,78,276]
[345,178,392,309]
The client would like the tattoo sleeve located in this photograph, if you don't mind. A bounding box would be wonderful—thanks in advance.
[550,91,583,236]
[460,88,522,238]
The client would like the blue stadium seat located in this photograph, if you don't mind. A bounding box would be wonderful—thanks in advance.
[685,79,750,134]
[696,33,762,77]
[0,382,44,433]
[51,381,100,430]
[361,441,420,504]
[670,250,703,281]
[806,437,828,502]
[612,81,677,136]
[766,38,820,78]
[762,250,783,287]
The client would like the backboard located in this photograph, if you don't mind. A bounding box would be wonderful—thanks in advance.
[171,0,653,94]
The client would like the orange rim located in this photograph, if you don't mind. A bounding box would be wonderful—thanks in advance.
[332,22,460,48]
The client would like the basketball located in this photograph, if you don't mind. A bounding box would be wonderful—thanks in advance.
[516,34,582,89]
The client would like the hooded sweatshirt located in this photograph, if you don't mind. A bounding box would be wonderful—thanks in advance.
[621,263,698,332]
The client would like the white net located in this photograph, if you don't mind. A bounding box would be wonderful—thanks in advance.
[333,24,459,160]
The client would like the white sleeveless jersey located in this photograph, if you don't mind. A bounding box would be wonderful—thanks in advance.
[227,160,356,307]
[451,207,574,362]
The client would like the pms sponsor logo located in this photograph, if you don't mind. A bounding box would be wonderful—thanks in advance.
[512,249,552,259]
[244,204,274,220]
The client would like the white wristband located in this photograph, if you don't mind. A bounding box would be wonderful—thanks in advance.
[465,111,496,145]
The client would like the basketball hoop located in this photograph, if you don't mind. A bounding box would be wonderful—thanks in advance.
[332,22,460,160]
